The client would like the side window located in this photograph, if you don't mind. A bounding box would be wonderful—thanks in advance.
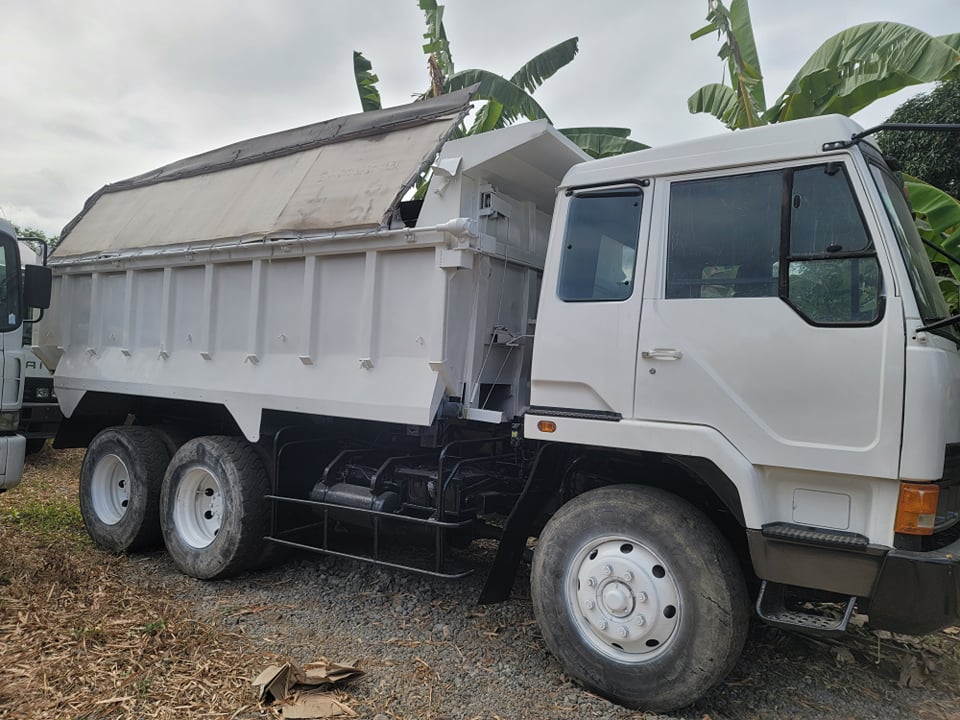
[666,171,781,299]
[558,188,642,302]
[787,166,881,324]
[665,163,882,326]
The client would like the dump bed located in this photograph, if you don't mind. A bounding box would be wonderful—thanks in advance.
[34,92,588,439]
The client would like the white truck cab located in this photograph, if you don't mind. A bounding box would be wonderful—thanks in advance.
[35,94,960,711]
[0,220,52,490]
[526,114,960,637]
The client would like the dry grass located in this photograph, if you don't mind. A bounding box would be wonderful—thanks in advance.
[3,445,959,719]
[0,446,275,720]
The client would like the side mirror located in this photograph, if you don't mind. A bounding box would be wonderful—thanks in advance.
[23,265,52,310]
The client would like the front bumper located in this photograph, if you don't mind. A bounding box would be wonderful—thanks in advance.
[0,434,26,491]
[867,536,960,635]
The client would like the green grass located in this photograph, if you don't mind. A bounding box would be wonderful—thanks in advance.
[2,495,86,543]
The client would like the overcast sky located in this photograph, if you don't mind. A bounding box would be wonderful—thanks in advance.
[2,0,957,237]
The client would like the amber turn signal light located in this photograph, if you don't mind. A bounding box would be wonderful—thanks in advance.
[537,420,557,433]
[894,482,939,535]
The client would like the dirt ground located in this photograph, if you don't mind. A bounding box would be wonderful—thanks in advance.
[2,446,959,720]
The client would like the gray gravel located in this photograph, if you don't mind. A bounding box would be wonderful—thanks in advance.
[127,546,960,720]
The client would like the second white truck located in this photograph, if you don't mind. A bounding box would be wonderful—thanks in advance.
[34,89,960,711]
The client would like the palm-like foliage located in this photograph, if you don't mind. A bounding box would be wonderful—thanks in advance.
[352,52,382,113]
[908,176,960,311]
[689,0,960,129]
[689,0,766,128]
[352,1,645,159]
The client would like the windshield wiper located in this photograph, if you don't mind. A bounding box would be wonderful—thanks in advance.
[917,315,960,333]
[823,123,960,151]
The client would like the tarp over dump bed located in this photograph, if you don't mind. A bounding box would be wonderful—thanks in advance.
[55,88,475,257]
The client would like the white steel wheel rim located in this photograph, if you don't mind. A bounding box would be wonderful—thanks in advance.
[90,453,131,525]
[173,466,224,549]
[565,536,681,662]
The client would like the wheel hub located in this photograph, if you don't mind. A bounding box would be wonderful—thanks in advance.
[570,538,681,661]
[600,580,635,617]
[90,453,130,525]
[173,466,224,549]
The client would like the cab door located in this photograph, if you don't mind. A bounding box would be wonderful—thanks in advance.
[633,161,904,479]
[531,184,650,417]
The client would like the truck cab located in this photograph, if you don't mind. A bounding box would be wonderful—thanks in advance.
[0,220,52,490]
[527,114,960,635]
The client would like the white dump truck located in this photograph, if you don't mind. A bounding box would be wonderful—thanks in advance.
[34,88,960,710]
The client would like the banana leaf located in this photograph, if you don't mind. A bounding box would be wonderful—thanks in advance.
[445,69,551,124]
[690,0,766,128]
[906,175,960,251]
[939,33,960,80]
[559,128,649,159]
[766,23,960,122]
[467,38,579,135]
[510,38,579,95]
[688,82,742,128]
[419,0,454,77]
[352,51,382,112]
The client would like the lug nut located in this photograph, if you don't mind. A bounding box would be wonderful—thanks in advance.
[636,592,647,603]
[587,576,597,588]
[618,626,629,638]
[635,615,646,626]
[585,599,596,610]
[623,571,633,582]
[603,564,613,577]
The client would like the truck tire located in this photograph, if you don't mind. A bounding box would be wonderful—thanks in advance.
[150,424,193,458]
[159,436,271,580]
[531,484,749,712]
[79,426,171,552]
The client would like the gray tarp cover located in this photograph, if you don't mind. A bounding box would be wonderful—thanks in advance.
[55,88,475,257]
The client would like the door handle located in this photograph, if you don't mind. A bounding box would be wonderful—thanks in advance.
[641,348,683,360]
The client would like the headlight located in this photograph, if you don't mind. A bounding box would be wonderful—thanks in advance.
[0,411,20,432]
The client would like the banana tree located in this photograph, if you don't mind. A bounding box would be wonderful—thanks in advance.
[689,0,960,129]
[907,176,960,311]
[352,0,646,159]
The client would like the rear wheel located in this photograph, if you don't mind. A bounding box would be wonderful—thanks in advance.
[160,436,271,580]
[531,484,749,712]
[79,426,171,552]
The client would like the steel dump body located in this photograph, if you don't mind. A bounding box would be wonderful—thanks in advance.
[35,92,588,438]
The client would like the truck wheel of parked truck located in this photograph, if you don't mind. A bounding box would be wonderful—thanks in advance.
[159,435,274,580]
[79,426,169,553]
[532,484,749,710]
[32,91,960,711]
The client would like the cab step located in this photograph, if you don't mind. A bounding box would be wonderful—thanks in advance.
[755,580,857,636]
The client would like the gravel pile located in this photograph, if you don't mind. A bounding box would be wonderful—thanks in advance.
[127,543,960,720]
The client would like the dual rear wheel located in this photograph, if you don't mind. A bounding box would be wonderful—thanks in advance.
[80,428,271,579]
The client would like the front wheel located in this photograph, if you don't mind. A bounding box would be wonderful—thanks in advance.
[160,436,271,580]
[531,484,749,712]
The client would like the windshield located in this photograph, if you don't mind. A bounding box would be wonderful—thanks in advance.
[0,234,21,332]
[868,164,951,328]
